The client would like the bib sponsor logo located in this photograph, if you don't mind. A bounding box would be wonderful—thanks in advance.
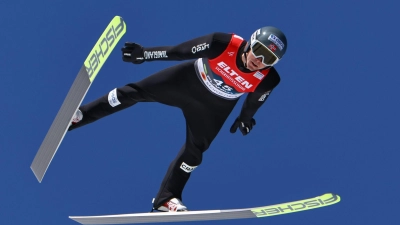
[195,59,243,100]
[144,51,168,59]
[108,88,121,107]
[180,162,197,173]
[216,61,253,91]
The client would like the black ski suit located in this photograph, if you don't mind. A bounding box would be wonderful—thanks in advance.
[68,32,281,208]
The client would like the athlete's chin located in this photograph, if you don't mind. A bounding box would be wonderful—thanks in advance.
[246,64,255,71]
[247,62,262,71]
[247,66,257,71]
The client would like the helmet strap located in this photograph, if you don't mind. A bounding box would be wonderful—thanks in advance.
[243,52,248,68]
[243,42,251,68]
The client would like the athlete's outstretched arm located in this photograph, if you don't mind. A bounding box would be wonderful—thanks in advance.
[230,68,281,135]
[121,32,233,63]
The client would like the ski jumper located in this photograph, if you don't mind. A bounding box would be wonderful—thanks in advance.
[68,32,281,208]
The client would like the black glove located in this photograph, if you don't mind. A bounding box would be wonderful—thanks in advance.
[230,117,256,136]
[121,42,145,64]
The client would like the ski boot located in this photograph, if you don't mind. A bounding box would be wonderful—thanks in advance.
[152,198,188,212]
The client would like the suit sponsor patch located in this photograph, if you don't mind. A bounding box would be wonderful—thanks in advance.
[180,162,197,173]
[108,88,121,107]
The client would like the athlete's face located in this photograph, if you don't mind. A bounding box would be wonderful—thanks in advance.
[243,51,266,71]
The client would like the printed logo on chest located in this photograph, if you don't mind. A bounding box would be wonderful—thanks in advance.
[216,61,253,91]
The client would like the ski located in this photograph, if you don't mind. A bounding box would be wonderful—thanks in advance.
[69,193,340,224]
[30,16,127,183]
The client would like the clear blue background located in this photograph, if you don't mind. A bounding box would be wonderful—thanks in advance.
[1,0,399,224]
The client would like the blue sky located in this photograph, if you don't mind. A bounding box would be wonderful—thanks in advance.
[1,0,399,224]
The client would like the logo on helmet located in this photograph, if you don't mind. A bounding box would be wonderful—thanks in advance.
[268,44,277,52]
[268,34,285,51]
[250,29,261,43]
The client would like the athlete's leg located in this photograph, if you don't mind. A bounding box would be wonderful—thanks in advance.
[69,61,195,131]
[68,83,153,130]
[152,100,237,208]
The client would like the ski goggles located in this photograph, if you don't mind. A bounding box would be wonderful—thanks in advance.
[250,40,279,67]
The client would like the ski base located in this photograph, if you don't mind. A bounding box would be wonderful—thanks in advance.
[69,193,340,224]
